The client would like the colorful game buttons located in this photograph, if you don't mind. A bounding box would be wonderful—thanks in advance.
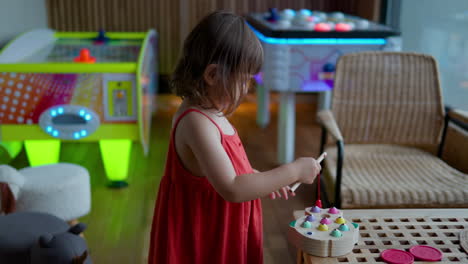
[314,22,332,32]
[328,207,339,214]
[409,245,443,261]
[317,224,329,231]
[280,9,295,20]
[330,229,342,237]
[311,206,321,213]
[305,215,316,222]
[338,224,349,231]
[289,220,296,227]
[335,22,353,32]
[335,216,346,224]
[320,217,332,225]
[381,249,414,264]
[302,221,312,228]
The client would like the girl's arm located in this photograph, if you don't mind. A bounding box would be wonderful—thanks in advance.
[253,169,295,200]
[178,113,320,203]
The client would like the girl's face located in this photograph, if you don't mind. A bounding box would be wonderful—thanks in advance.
[210,74,252,113]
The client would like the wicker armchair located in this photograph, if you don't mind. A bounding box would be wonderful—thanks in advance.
[318,52,468,209]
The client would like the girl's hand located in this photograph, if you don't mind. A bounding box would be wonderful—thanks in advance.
[269,186,296,200]
[293,157,321,184]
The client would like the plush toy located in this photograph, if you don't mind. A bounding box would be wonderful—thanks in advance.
[30,223,92,264]
[0,212,91,264]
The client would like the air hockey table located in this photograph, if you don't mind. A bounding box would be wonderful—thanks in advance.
[246,9,401,164]
[0,29,158,187]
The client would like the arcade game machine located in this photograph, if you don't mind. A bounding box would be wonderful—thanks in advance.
[246,9,400,164]
[0,29,158,187]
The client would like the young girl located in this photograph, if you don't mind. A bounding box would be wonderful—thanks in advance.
[148,11,321,264]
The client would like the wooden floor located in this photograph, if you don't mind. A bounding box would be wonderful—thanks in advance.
[8,93,323,264]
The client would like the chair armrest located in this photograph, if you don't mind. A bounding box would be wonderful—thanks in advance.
[317,110,344,141]
[448,109,468,131]
[317,110,344,208]
[438,107,468,157]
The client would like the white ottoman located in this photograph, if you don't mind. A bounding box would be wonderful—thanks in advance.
[16,163,91,222]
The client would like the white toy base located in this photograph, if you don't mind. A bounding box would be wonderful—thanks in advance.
[288,207,359,257]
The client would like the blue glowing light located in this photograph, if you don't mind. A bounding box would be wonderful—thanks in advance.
[248,25,387,45]
[57,107,64,114]
[80,130,87,136]
[51,110,57,117]
[84,114,91,121]
[46,126,53,132]
[52,130,59,137]
[74,132,80,139]
[79,110,85,116]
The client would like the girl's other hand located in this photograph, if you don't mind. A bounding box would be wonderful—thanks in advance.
[269,186,295,200]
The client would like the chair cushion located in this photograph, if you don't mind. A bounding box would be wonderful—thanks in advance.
[16,163,91,221]
[325,144,468,208]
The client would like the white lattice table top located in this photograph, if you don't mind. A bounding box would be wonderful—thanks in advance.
[293,209,468,264]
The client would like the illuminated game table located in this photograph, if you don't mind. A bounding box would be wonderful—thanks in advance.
[0,29,158,187]
[247,9,400,164]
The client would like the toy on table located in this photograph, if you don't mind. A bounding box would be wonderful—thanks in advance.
[0,29,158,188]
[335,22,353,32]
[380,245,444,264]
[380,249,414,264]
[265,8,280,22]
[314,22,332,32]
[74,48,96,63]
[288,206,359,257]
[288,151,357,257]
[93,29,110,44]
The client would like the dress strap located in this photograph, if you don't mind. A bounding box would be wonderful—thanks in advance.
[172,108,224,139]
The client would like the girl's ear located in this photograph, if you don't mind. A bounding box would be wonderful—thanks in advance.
[203,64,218,86]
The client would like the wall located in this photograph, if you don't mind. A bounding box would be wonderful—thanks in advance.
[401,0,468,173]
[401,0,468,111]
[0,0,48,46]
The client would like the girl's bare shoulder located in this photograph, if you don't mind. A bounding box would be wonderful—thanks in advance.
[173,106,220,141]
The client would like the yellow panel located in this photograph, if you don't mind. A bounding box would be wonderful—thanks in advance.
[0,63,137,73]
[107,81,134,117]
[1,124,139,141]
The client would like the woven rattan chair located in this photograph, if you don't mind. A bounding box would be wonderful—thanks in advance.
[318,52,468,209]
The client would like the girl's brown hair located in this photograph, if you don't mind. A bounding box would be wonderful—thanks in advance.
[171,11,263,115]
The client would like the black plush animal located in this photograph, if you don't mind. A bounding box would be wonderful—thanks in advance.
[0,212,91,264]
[30,223,92,264]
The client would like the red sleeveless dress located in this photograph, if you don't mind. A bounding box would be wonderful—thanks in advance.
[148,109,263,264]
